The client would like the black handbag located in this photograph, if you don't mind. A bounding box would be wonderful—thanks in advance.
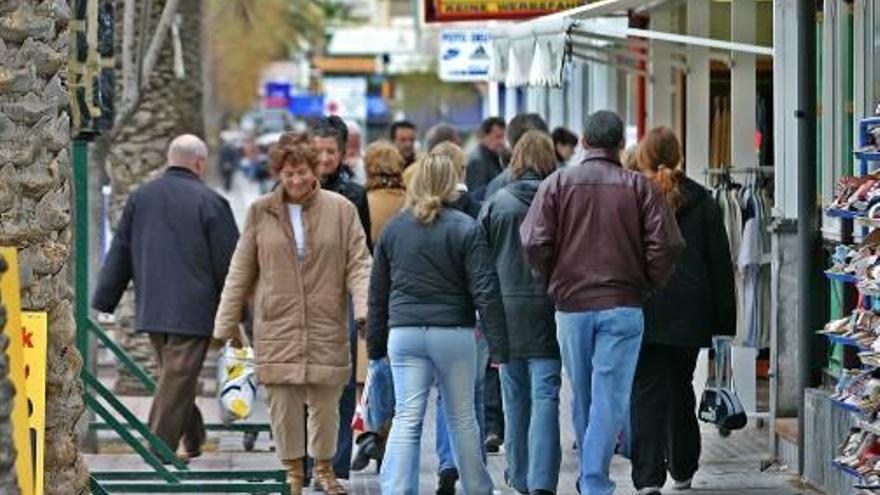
[698,337,748,433]
[699,386,747,431]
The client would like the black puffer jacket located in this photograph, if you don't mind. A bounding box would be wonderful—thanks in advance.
[367,208,509,363]
[643,177,736,347]
[323,167,372,248]
[478,171,559,360]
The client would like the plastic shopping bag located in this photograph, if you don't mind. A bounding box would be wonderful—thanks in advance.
[217,342,257,424]
[352,359,395,432]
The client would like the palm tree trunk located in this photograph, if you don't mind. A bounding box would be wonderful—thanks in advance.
[0,2,89,494]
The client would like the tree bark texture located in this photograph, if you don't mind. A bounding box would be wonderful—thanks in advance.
[0,1,89,494]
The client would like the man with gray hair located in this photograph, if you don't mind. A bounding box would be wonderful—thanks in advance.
[93,134,240,463]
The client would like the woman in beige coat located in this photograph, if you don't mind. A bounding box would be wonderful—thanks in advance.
[214,132,371,495]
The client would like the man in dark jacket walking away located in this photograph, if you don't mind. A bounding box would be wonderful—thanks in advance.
[310,116,372,481]
[479,131,562,495]
[520,111,684,495]
[466,117,506,196]
[92,134,239,462]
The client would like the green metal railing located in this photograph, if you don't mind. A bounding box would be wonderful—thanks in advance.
[73,139,283,494]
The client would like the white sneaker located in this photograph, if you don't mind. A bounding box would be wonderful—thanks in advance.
[673,478,693,490]
[637,488,662,495]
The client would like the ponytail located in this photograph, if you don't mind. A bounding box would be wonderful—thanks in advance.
[637,127,685,210]
[411,195,444,224]
[653,164,685,210]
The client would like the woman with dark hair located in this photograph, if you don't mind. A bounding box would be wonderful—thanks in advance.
[367,153,508,494]
[479,130,562,495]
[551,126,578,168]
[629,127,736,495]
[214,133,372,495]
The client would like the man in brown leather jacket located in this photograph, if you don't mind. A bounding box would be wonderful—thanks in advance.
[520,110,684,495]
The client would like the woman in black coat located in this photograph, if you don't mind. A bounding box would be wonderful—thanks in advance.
[629,127,736,495]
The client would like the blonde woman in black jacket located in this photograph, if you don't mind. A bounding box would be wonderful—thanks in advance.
[367,153,507,495]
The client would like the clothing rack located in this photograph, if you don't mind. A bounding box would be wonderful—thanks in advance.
[703,166,776,176]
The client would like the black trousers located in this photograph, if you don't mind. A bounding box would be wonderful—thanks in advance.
[630,343,701,490]
[484,365,504,439]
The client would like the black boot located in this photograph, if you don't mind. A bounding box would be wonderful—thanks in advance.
[436,468,458,495]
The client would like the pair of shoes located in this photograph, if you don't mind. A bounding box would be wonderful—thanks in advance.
[637,488,662,495]
[485,433,503,453]
[436,468,458,495]
[282,458,305,495]
[313,459,348,495]
[529,490,554,495]
[672,478,693,490]
[351,432,380,472]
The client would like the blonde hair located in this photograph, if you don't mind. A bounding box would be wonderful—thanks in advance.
[621,144,638,171]
[364,140,405,190]
[405,153,460,224]
[509,130,556,180]
[429,142,467,183]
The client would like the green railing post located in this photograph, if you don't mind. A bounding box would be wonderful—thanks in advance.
[73,138,90,365]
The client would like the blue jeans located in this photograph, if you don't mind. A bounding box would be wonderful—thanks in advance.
[556,308,644,495]
[436,332,489,472]
[501,358,562,493]
[382,327,494,495]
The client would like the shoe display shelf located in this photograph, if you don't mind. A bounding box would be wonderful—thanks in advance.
[824,119,880,490]
[827,271,862,284]
[819,118,880,493]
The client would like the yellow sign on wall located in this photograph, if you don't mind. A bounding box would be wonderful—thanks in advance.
[0,246,34,495]
[22,312,47,495]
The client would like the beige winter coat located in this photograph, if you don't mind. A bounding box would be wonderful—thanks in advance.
[214,183,372,386]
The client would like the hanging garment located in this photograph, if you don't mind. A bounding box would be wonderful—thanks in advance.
[738,186,761,348]
[721,97,732,167]
[711,97,723,168]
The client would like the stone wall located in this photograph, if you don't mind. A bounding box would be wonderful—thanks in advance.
[0,2,89,494]
[103,0,204,394]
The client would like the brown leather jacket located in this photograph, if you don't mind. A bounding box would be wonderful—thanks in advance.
[519,149,684,312]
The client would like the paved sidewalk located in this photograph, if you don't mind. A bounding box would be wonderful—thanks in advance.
[86,387,817,495]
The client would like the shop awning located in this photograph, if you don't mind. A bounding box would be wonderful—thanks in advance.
[490,0,774,87]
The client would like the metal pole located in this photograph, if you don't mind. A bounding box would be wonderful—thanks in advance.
[73,138,90,366]
[796,0,817,476]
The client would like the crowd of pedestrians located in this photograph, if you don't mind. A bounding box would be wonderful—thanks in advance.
[93,108,736,495]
